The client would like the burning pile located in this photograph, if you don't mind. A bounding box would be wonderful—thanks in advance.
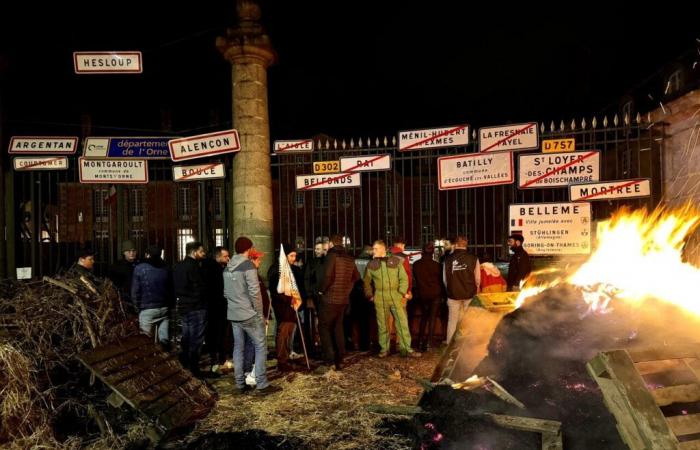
[419,205,700,449]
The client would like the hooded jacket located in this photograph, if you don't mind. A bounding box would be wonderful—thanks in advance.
[131,257,172,310]
[224,254,263,322]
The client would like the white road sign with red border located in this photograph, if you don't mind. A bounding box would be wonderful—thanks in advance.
[169,129,241,162]
[398,125,469,151]
[339,154,392,172]
[296,173,361,190]
[569,179,651,202]
[13,157,69,171]
[79,157,148,184]
[172,163,226,182]
[274,140,314,154]
[73,51,143,74]
[518,151,600,189]
[509,202,591,255]
[479,122,538,152]
[438,152,514,190]
[9,136,78,154]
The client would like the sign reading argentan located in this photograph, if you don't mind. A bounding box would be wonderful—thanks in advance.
[169,129,241,162]
[13,157,69,171]
[274,140,314,154]
[9,136,78,154]
[479,122,538,152]
[295,173,361,190]
[569,179,651,202]
[83,137,171,159]
[398,125,469,151]
[509,202,591,255]
[79,158,148,184]
[438,152,513,190]
[339,154,392,172]
[172,163,226,182]
[73,51,143,74]
[518,151,600,189]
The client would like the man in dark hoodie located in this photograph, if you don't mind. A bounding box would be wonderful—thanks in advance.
[202,246,230,372]
[507,234,531,291]
[108,240,139,309]
[412,243,444,352]
[443,236,480,344]
[132,245,172,347]
[174,241,207,376]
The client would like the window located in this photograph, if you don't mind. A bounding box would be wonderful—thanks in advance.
[294,191,305,209]
[214,228,225,247]
[340,191,352,208]
[130,229,144,242]
[666,69,682,95]
[178,187,192,220]
[177,228,195,260]
[94,229,109,240]
[94,189,110,223]
[129,189,144,222]
[214,187,224,220]
[314,190,329,209]
[421,184,434,214]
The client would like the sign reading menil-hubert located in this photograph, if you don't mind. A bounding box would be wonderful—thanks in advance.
[9,136,78,154]
[73,51,143,74]
[398,125,469,151]
[79,158,148,184]
[296,173,361,190]
[509,202,591,255]
[172,163,226,182]
[169,130,240,162]
[438,152,514,190]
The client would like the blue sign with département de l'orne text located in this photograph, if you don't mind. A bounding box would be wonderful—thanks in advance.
[106,137,172,159]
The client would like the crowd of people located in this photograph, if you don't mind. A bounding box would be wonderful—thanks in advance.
[69,232,531,396]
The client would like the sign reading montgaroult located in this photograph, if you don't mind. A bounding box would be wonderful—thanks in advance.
[274,140,314,154]
[9,136,78,154]
[172,163,226,182]
[398,125,469,151]
[296,173,361,190]
[518,151,600,189]
[79,158,148,184]
[479,122,538,152]
[83,137,171,159]
[13,157,69,171]
[169,130,241,162]
[73,51,143,74]
[438,152,514,190]
[569,179,651,202]
[509,202,591,255]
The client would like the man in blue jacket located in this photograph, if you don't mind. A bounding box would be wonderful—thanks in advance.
[224,236,281,396]
[131,245,172,348]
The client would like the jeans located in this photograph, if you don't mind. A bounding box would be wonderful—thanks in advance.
[232,316,269,390]
[139,307,170,345]
[446,298,472,344]
[180,309,207,373]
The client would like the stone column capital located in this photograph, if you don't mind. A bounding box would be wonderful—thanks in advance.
[216,37,276,68]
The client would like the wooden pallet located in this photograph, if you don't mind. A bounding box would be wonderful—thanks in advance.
[77,334,216,433]
[588,344,700,450]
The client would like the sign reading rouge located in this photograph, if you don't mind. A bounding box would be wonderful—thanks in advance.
[13,156,69,171]
[79,158,148,184]
[172,163,226,182]
[168,129,241,162]
[73,51,143,74]
[9,136,78,154]
[438,152,514,190]
[509,202,591,255]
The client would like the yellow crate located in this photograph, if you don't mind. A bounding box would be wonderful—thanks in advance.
[472,292,519,311]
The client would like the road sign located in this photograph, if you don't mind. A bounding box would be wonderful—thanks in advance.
[438,152,514,190]
[479,122,538,152]
[339,154,392,172]
[172,163,226,182]
[79,158,148,184]
[542,138,575,153]
[518,151,600,189]
[9,136,78,154]
[73,51,143,74]
[313,160,340,174]
[569,179,651,202]
[169,129,241,162]
[295,173,361,190]
[509,202,591,255]
[83,137,171,159]
[398,125,469,151]
[13,156,69,171]
[274,139,314,154]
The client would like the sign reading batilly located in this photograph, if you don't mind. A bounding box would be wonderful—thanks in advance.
[509,202,591,255]
[169,130,241,162]
[9,136,78,154]
[438,152,513,190]
[79,158,148,184]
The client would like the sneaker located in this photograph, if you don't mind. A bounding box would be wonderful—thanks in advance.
[378,351,389,358]
[233,385,252,395]
[245,370,257,387]
[289,351,303,360]
[407,351,422,358]
[254,385,283,396]
[211,364,221,374]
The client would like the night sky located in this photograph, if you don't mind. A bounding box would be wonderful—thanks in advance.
[1,2,698,141]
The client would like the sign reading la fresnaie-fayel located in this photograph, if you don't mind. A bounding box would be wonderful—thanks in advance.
[73,52,143,74]
[479,122,538,153]
[168,130,241,162]
[398,125,469,151]
[438,152,514,190]
[509,202,591,255]
[78,158,148,184]
[9,137,78,154]
[83,137,171,159]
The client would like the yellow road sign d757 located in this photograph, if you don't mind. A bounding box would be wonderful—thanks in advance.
[313,160,340,174]
[542,138,575,153]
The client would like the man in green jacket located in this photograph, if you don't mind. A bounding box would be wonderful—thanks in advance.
[363,240,421,358]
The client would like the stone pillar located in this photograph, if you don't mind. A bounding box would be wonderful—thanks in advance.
[217,0,276,274]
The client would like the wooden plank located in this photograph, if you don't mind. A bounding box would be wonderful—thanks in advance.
[104,353,176,385]
[365,404,425,416]
[78,335,150,365]
[93,344,162,375]
[652,384,700,407]
[542,432,563,450]
[680,441,700,450]
[666,414,700,437]
[636,359,687,375]
[159,398,212,430]
[115,360,182,399]
[132,372,192,408]
[485,413,561,434]
[684,359,700,382]
[144,379,215,417]
[628,345,700,363]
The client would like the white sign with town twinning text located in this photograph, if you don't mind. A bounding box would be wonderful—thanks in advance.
[172,163,226,182]
[79,158,148,184]
[9,136,78,154]
[169,129,241,162]
[13,157,69,171]
[569,179,651,202]
[339,154,391,172]
[479,122,538,152]
[438,152,513,190]
[296,173,361,190]
[398,125,469,151]
[509,202,591,255]
[73,52,143,74]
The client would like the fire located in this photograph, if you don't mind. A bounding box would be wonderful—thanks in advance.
[515,205,700,314]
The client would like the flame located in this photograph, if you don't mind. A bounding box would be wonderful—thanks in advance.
[515,205,700,314]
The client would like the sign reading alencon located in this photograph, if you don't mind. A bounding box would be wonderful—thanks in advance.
[438,152,514,190]
[172,163,226,182]
[295,173,361,190]
[479,122,538,152]
[398,125,469,151]
[74,51,142,74]
[13,157,69,171]
[83,137,171,159]
[509,202,591,255]
[274,140,314,154]
[569,179,651,202]
[9,136,78,154]
[518,151,600,189]
[339,154,392,172]
[169,129,240,162]
[79,158,148,184]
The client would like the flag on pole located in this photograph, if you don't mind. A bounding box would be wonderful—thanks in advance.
[104,185,117,205]
[277,244,302,310]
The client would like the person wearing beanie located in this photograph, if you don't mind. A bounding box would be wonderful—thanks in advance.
[132,245,172,348]
[507,234,531,291]
[108,240,140,309]
[412,242,445,352]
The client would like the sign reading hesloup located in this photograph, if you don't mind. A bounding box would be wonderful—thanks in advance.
[83,137,171,159]
[398,125,469,151]
[79,157,148,184]
[172,163,226,182]
[9,136,78,154]
[73,51,143,74]
[169,129,241,162]
[13,157,69,171]
[438,152,513,190]
[509,202,591,255]
[295,173,361,190]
